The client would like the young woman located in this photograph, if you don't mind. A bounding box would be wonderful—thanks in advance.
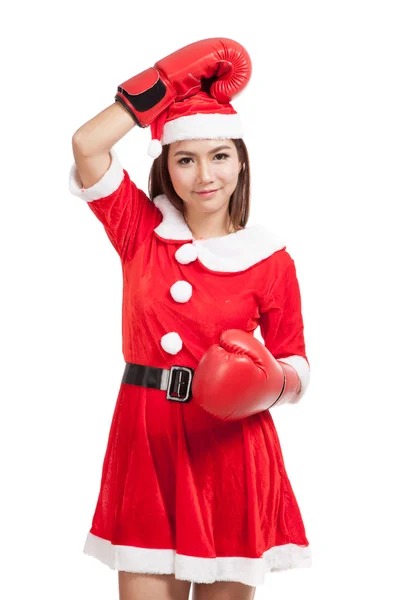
[69,38,311,600]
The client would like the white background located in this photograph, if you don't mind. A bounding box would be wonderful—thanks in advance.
[1,1,399,598]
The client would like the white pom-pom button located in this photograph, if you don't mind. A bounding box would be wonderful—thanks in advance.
[160,332,183,355]
[175,243,198,264]
[147,139,162,158]
[170,280,192,303]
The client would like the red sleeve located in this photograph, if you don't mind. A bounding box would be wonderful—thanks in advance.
[69,148,162,264]
[259,251,310,397]
[259,254,307,361]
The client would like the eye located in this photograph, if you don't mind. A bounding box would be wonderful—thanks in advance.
[177,153,230,165]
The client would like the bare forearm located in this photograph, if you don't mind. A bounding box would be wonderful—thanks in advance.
[72,101,136,156]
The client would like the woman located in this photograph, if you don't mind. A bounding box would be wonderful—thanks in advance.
[69,38,311,600]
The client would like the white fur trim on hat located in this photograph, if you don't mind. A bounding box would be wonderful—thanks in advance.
[162,113,243,145]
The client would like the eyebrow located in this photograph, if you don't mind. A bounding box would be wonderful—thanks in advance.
[173,145,232,157]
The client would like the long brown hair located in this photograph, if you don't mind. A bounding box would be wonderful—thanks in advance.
[148,139,251,231]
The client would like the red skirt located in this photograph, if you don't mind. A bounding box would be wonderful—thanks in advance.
[83,381,311,586]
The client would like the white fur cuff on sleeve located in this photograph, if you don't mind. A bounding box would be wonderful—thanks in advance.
[68,147,125,202]
[278,355,311,402]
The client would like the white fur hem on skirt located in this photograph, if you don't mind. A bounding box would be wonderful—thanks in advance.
[83,532,312,586]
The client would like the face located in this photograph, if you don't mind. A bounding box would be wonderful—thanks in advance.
[167,139,242,216]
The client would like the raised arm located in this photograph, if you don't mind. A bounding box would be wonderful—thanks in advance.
[71,101,135,189]
[69,100,158,263]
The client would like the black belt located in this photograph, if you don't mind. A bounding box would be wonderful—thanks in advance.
[121,362,195,403]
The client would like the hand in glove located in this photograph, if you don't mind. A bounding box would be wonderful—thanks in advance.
[115,37,252,127]
[192,329,301,421]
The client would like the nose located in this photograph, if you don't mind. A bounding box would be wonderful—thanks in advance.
[196,160,215,183]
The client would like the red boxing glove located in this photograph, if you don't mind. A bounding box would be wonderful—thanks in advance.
[191,330,302,421]
[115,37,252,127]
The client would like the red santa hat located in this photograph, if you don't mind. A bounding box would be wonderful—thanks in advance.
[147,91,244,158]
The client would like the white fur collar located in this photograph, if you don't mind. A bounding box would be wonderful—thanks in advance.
[152,194,286,273]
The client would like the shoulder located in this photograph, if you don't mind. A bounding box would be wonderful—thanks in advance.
[245,224,294,270]
[248,226,300,292]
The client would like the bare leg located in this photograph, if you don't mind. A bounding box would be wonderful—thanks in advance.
[192,580,256,600]
[118,571,192,600]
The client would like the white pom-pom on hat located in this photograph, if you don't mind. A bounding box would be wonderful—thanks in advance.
[147,139,163,158]
[148,108,168,159]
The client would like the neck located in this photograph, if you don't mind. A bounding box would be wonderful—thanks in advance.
[184,210,235,240]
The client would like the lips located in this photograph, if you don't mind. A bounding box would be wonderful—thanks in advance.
[196,189,218,195]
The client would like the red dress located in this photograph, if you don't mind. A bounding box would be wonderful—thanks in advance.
[69,148,312,586]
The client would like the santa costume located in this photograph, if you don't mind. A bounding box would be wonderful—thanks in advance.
[68,86,311,587]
